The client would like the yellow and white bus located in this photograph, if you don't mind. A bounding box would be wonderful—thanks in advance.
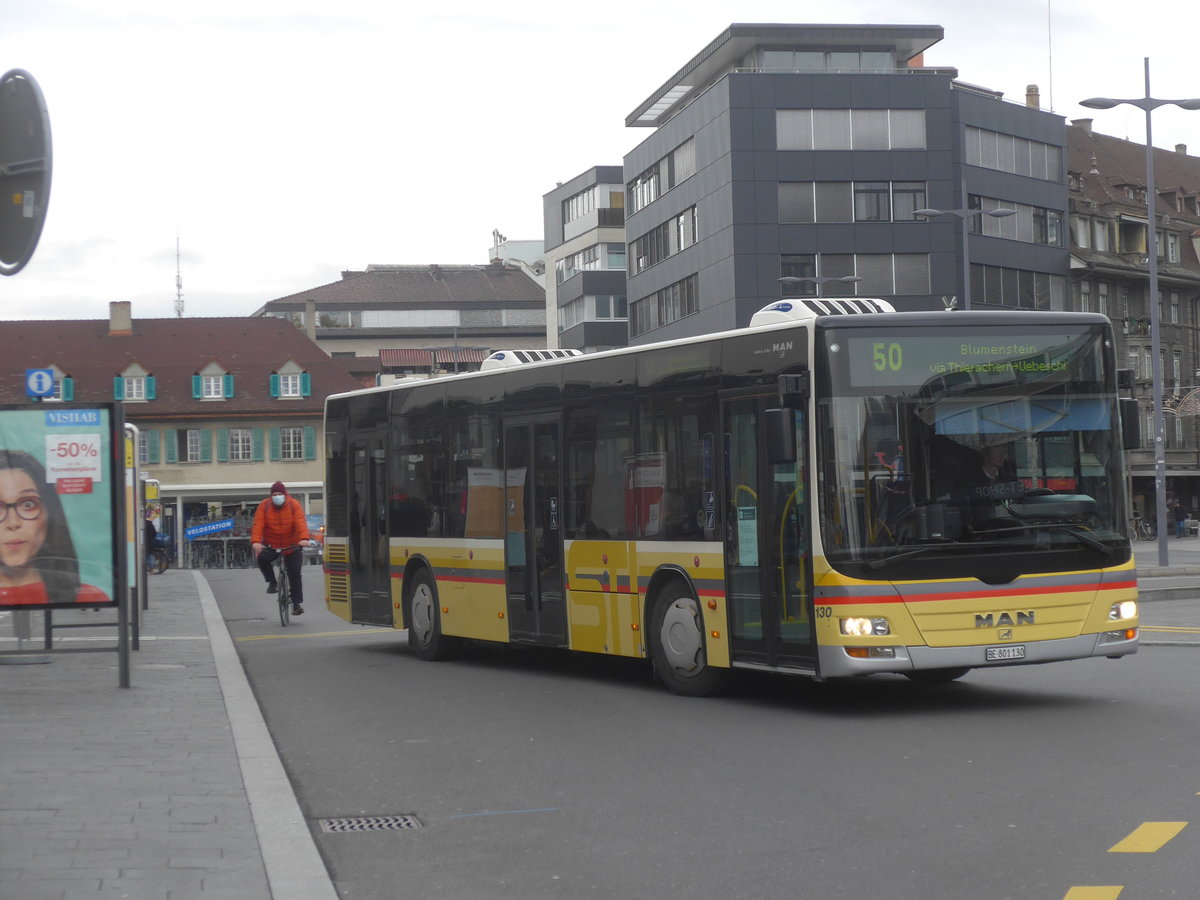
[323,300,1138,695]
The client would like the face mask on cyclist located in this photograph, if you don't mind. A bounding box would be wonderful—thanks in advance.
[271,494,286,507]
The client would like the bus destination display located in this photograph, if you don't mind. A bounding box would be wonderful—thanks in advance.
[845,333,1077,388]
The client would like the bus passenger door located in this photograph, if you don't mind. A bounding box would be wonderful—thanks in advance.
[349,434,391,626]
[504,418,567,645]
[722,394,815,668]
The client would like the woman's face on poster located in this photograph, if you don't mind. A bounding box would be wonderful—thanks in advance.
[0,467,47,570]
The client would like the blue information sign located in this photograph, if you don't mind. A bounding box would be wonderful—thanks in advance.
[25,368,55,397]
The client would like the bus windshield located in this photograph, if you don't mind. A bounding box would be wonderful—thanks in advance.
[816,321,1129,580]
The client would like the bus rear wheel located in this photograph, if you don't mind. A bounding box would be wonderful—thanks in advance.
[650,582,724,697]
[406,569,458,661]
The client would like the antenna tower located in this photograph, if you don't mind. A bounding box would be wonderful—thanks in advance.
[175,233,184,317]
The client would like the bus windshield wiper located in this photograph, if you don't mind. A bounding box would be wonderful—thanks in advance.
[865,525,1114,571]
[968,523,1116,557]
[865,542,953,571]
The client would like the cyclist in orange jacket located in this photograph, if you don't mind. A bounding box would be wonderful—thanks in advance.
[250,481,313,615]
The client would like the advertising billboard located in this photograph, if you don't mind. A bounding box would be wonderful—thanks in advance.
[0,403,122,609]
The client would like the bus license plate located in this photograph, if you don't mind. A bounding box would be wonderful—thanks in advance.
[986,645,1026,661]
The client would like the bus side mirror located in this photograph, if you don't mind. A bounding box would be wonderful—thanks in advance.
[1119,397,1140,451]
[765,408,796,464]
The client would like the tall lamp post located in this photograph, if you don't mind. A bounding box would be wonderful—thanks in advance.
[913,195,1017,310]
[778,275,863,297]
[1081,58,1200,568]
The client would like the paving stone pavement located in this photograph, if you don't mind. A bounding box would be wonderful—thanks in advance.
[0,569,337,900]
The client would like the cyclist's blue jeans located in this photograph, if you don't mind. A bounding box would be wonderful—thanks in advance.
[257,548,304,606]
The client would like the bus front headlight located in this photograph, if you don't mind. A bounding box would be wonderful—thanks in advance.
[841,617,890,636]
[1109,600,1137,621]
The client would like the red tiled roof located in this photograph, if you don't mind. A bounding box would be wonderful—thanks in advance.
[0,315,363,415]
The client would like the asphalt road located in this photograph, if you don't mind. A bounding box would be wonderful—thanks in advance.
[207,567,1200,900]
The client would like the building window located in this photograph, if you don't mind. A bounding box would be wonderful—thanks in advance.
[853,182,890,221]
[779,253,930,297]
[971,196,1062,246]
[185,429,202,463]
[1097,281,1109,317]
[124,376,146,401]
[630,274,698,337]
[1078,281,1091,313]
[759,48,895,72]
[781,181,926,223]
[631,207,697,274]
[562,186,597,224]
[964,126,1062,182]
[969,264,1066,310]
[777,109,926,151]
[202,375,224,399]
[280,427,304,460]
[229,428,253,462]
[280,374,301,397]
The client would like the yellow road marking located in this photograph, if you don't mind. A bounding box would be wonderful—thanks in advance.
[1140,625,1200,634]
[236,629,399,642]
[1063,888,1122,900]
[1108,821,1187,853]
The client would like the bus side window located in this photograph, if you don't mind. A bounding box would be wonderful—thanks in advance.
[566,405,631,540]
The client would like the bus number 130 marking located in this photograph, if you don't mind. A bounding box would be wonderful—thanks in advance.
[872,342,902,372]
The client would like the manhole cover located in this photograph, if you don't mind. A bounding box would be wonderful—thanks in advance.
[318,815,422,833]
[225,617,268,623]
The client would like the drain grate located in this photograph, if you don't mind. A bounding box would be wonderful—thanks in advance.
[319,815,422,833]
[225,617,267,623]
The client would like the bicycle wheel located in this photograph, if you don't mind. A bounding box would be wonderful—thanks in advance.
[277,565,290,627]
[152,550,168,574]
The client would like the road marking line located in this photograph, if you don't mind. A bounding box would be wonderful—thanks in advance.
[1063,888,1122,900]
[1108,821,1187,853]
[236,629,398,642]
[1140,625,1200,633]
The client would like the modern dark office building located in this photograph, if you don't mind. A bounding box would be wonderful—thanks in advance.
[622,23,1070,344]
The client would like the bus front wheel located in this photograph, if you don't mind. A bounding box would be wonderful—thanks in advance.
[650,582,724,697]
[406,569,458,661]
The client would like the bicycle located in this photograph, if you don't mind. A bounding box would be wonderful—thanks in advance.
[1131,514,1155,541]
[264,544,304,627]
[145,547,168,575]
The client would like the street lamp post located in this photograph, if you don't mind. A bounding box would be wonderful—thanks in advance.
[913,190,1017,310]
[1082,58,1200,568]
[778,275,863,297]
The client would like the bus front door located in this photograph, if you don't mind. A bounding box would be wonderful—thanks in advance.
[348,434,392,626]
[723,394,815,668]
[503,418,567,645]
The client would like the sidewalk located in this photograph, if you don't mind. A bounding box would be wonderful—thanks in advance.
[0,569,337,900]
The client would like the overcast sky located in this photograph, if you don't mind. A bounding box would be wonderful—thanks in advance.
[1,0,1197,321]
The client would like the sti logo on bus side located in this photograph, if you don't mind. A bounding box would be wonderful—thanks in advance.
[975,611,1035,628]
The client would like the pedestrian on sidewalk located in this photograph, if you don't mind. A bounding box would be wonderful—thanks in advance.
[250,481,313,615]
[1173,500,1188,538]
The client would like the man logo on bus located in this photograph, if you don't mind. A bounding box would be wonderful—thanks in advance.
[975,611,1035,628]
